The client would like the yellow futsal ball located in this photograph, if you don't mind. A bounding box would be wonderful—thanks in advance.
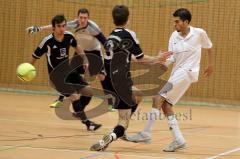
[16,63,36,82]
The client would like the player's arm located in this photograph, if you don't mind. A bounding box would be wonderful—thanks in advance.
[29,57,37,66]
[204,48,214,77]
[26,25,52,34]
[200,29,214,77]
[75,45,89,71]
[26,19,78,34]
[129,40,172,65]
[70,35,89,69]
[88,20,107,45]
[75,45,88,63]
[95,33,107,46]
[135,51,172,65]
[94,32,107,77]
[128,31,172,65]
[29,37,48,65]
[87,20,106,79]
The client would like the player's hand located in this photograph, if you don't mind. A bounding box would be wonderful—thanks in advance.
[26,26,41,34]
[97,74,105,81]
[204,65,214,77]
[158,51,173,63]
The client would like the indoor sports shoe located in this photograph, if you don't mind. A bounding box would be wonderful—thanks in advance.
[127,131,151,144]
[49,100,63,108]
[108,105,116,112]
[90,134,113,151]
[163,140,187,152]
[72,113,102,131]
[86,121,102,131]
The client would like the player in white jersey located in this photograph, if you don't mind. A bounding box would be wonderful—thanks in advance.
[127,8,214,152]
[27,8,114,110]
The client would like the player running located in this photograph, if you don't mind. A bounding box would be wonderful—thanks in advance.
[26,8,114,111]
[90,5,172,151]
[29,14,102,131]
[127,8,214,152]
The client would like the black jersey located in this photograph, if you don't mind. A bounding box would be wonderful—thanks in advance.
[32,31,77,73]
[104,28,144,78]
[103,28,144,109]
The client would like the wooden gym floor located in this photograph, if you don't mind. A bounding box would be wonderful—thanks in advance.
[0,92,239,159]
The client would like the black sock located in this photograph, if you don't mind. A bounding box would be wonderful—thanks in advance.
[111,125,125,140]
[108,98,113,106]
[72,96,92,121]
[82,119,91,126]
[72,96,91,112]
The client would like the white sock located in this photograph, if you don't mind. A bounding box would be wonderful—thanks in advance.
[142,108,160,136]
[110,132,117,141]
[167,115,185,144]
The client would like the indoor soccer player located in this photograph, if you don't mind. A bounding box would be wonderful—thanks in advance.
[29,14,102,131]
[27,8,114,111]
[90,5,172,151]
[127,8,214,152]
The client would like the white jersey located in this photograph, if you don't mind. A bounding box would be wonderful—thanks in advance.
[159,26,212,105]
[167,26,212,82]
[67,19,102,51]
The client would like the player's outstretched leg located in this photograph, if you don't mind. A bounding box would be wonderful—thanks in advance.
[72,95,102,131]
[127,95,163,143]
[162,101,186,152]
[90,109,131,151]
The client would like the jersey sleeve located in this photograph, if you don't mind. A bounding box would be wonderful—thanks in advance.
[168,32,175,52]
[70,36,77,47]
[64,31,77,47]
[127,31,144,59]
[164,32,176,66]
[66,19,79,30]
[88,20,102,36]
[200,29,213,49]
[95,32,107,46]
[32,37,48,59]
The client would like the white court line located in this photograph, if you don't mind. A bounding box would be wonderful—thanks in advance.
[206,147,240,159]
[0,145,166,159]
[1,117,240,159]
[184,132,240,139]
[1,118,240,139]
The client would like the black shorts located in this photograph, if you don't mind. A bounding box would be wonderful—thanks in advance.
[54,70,89,97]
[74,50,103,76]
[66,70,88,86]
[103,59,136,109]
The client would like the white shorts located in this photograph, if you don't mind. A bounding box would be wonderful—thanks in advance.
[159,68,192,105]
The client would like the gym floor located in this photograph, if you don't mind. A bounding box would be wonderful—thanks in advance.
[0,93,239,159]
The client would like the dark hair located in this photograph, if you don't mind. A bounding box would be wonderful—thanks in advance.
[112,5,129,26]
[173,8,192,23]
[51,15,66,27]
[78,8,89,16]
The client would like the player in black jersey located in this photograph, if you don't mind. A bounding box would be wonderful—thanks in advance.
[29,15,102,131]
[27,8,114,111]
[90,5,172,151]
